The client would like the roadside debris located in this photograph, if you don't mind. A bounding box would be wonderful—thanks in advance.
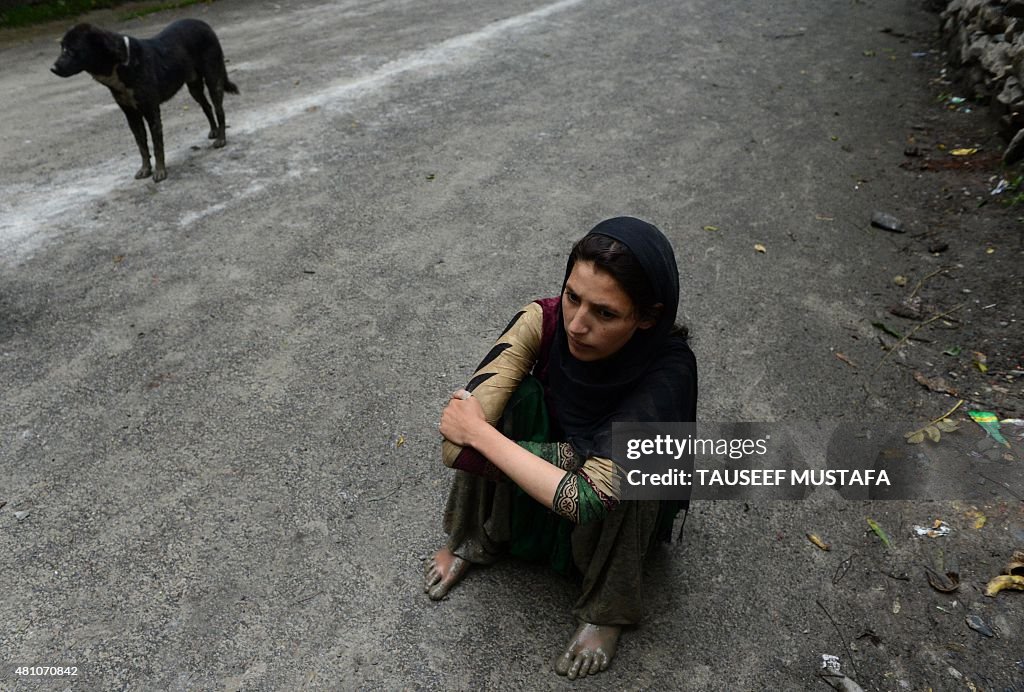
[819,655,866,692]
[1004,127,1024,165]
[912,371,958,397]
[13,510,30,521]
[968,411,1011,448]
[870,211,905,233]
[913,520,951,537]
[984,550,1024,597]
[807,533,832,551]
[925,549,960,593]
[834,353,856,368]
[964,506,987,529]
[905,403,961,444]
[965,613,995,637]
[986,574,1024,597]
[866,518,892,548]
[754,243,767,253]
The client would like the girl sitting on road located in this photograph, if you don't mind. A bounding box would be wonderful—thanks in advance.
[426,216,698,680]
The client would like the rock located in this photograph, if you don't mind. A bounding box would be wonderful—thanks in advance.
[1004,127,1024,163]
[966,613,995,637]
[871,211,905,233]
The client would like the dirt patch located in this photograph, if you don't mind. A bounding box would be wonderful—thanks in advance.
[867,49,1023,421]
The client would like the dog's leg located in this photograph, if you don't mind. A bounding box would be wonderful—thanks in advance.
[187,80,218,141]
[143,108,167,182]
[208,79,227,148]
[119,105,152,179]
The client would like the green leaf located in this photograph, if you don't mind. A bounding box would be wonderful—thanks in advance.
[867,518,892,548]
[906,430,925,444]
[943,345,962,356]
[926,425,940,442]
[936,419,959,433]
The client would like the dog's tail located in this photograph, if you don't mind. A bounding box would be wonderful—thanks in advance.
[225,79,240,95]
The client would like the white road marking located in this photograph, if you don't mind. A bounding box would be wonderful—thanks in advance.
[0,0,588,260]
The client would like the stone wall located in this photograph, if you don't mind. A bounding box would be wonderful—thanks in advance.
[935,0,1024,159]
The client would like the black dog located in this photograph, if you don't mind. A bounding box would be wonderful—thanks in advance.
[52,19,238,182]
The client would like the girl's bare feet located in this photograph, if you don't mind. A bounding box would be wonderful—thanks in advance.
[423,546,471,600]
[554,622,620,680]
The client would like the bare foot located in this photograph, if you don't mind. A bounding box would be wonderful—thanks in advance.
[423,547,470,600]
[554,622,620,680]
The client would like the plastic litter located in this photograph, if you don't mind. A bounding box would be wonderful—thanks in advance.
[968,411,1011,448]
[820,655,867,692]
[914,520,951,538]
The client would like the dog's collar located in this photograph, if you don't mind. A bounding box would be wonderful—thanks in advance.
[122,36,131,65]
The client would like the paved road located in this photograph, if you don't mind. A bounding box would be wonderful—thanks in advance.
[2,0,1021,689]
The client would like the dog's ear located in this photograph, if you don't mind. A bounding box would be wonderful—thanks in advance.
[91,27,127,64]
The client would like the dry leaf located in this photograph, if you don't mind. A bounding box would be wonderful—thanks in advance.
[950,148,979,156]
[754,243,767,253]
[926,425,940,443]
[893,275,907,286]
[906,430,925,444]
[703,225,719,232]
[807,533,831,551]
[913,371,959,396]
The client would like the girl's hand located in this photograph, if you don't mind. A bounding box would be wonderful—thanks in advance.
[439,389,487,447]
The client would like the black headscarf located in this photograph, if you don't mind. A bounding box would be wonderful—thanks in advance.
[547,217,697,461]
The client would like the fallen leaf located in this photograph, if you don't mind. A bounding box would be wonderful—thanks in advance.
[702,225,719,232]
[807,533,831,551]
[913,371,959,396]
[973,514,987,529]
[984,574,1024,597]
[973,351,988,373]
[943,345,962,357]
[754,243,767,253]
[815,213,834,221]
[867,518,892,548]
[951,148,979,156]
[906,430,925,444]
[893,275,907,286]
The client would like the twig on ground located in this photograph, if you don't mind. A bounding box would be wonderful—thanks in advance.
[871,302,965,377]
[816,600,860,683]
[908,267,948,300]
[367,486,401,503]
